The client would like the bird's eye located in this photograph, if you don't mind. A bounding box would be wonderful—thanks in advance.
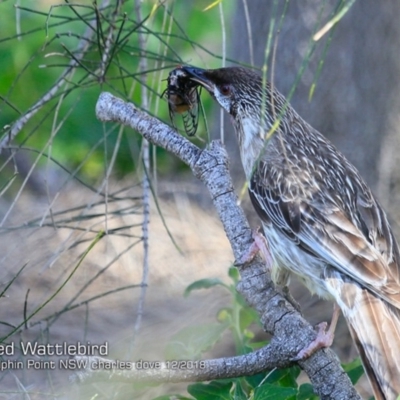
[220,84,231,96]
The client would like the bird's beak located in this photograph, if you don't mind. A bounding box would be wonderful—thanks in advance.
[181,66,215,93]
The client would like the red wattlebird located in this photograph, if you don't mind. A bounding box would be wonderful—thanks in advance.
[182,66,400,400]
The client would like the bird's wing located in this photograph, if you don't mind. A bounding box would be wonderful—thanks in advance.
[249,160,400,307]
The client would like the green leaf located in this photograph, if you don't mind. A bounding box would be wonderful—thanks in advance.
[342,358,364,385]
[217,307,233,323]
[297,383,318,400]
[239,306,260,331]
[184,278,226,297]
[228,266,240,282]
[264,366,300,388]
[246,372,271,389]
[254,384,297,400]
[232,380,248,400]
[246,340,270,351]
[188,381,233,400]
[233,290,252,309]
[165,323,228,359]
[152,396,193,400]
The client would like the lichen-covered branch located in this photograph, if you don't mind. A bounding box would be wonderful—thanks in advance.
[73,344,291,384]
[91,92,361,400]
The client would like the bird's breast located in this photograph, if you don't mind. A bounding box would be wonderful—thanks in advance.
[263,223,335,301]
[235,116,265,179]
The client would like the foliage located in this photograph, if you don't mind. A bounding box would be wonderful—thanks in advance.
[0,0,233,188]
[160,267,364,400]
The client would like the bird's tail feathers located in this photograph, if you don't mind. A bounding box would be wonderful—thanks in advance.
[328,277,400,400]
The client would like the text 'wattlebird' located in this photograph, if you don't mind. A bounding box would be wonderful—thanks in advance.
[178,65,400,400]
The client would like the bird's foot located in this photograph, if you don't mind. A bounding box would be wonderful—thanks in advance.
[294,322,333,360]
[235,228,273,270]
[293,305,340,361]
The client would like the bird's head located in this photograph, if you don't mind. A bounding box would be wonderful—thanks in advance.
[181,66,265,120]
[182,66,280,178]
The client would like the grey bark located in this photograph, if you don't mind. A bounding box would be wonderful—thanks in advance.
[92,92,361,400]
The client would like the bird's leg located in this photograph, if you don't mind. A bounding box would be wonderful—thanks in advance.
[294,304,341,361]
[282,286,302,313]
[235,228,273,270]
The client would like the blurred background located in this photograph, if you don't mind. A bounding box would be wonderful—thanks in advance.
[0,0,399,398]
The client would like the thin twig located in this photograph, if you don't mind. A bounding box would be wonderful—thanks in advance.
[241,0,254,66]
[218,1,226,144]
[0,1,107,152]
[132,0,151,346]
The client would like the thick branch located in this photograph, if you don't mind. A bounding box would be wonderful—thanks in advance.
[73,344,291,384]
[93,92,361,400]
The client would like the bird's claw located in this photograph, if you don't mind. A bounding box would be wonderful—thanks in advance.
[293,322,333,361]
[235,228,273,270]
[292,304,340,361]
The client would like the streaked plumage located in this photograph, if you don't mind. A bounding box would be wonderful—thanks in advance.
[182,65,400,400]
